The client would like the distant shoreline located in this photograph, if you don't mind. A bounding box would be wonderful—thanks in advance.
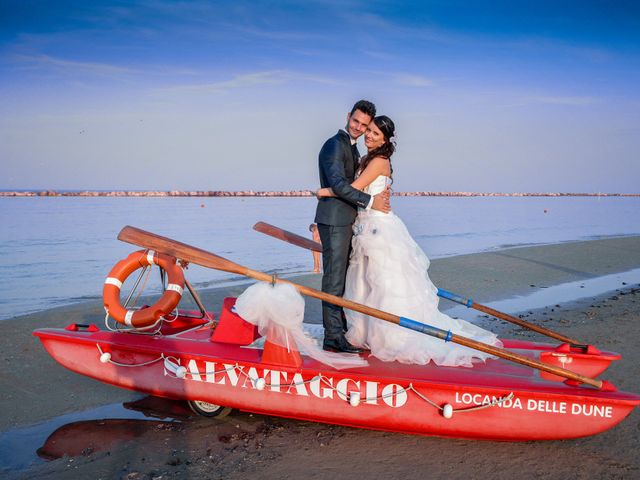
[1,190,639,197]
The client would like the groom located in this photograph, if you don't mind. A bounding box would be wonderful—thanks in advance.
[315,100,390,353]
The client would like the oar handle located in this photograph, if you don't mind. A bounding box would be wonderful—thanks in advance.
[117,225,605,390]
[437,288,582,345]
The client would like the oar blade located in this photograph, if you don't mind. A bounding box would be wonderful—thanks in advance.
[437,288,583,345]
[117,225,246,276]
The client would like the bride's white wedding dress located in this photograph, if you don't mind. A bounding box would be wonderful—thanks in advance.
[344,175,502,367]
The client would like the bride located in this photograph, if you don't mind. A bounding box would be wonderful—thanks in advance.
[316,115,502,367]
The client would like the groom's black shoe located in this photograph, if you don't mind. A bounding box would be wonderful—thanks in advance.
[323,336,363,354]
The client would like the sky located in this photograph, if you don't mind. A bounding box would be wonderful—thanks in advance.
[1,0,639,192]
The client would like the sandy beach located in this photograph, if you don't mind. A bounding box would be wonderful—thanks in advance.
[1,236,639,479]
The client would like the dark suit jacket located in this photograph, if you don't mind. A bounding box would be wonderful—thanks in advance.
[314,130,372,226]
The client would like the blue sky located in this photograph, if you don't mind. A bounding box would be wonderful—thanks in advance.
[1,1,639,192]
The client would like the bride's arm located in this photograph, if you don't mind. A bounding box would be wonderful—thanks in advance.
[316,157,390,198]
[351,157,390,190]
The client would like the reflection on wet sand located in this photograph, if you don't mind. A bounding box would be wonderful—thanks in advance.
[37,396,193,461]
[37,418,173,460]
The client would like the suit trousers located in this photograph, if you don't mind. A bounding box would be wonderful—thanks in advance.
[317,223,353,339]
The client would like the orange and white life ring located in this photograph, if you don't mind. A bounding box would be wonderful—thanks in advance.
[103,250,185,328]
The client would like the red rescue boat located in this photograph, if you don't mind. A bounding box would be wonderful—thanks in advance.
[34,296,639,441]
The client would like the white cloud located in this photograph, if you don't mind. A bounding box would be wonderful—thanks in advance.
[13,54,138,75]
[155,70,341,94]
[10,53,202,79]
[393,74,435,87]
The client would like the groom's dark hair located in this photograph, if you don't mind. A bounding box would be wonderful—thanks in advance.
[350,100,376,118]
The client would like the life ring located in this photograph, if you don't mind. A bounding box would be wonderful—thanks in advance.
[103,250,185,328]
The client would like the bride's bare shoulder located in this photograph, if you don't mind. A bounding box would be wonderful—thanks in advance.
[367,156,391,176]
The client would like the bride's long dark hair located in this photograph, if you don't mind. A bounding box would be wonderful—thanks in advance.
[358,115,395,178]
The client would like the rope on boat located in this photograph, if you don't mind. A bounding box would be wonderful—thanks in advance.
[406,384,515,413]
[130,262,152,308]
[448,391,515,413]
[95,345,238,376]
[166,362,239,379]
[263,373,515,414]
[103,309,163,334]
[317,375,514,413]
[94,346,515,417]
[96,344,164,367]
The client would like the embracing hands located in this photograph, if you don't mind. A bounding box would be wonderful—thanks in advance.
[316,185,391,213]
[372,186,391,213]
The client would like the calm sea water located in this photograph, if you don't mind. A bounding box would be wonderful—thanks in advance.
[1,196,639,320]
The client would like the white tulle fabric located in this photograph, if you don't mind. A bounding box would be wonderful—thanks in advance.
[344,175,503,367]
[234,282,368,369]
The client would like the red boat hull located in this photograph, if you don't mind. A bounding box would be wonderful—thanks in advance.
[33,319,639,441]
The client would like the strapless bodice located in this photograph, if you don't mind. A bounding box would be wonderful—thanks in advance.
[364,175,391,196]
[358,175,392,216]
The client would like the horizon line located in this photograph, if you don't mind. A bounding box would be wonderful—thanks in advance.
[1,190,639,198]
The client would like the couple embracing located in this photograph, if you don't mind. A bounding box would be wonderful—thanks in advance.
[315,100,501,367]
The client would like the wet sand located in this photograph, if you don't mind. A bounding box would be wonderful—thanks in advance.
[1,236,640,479]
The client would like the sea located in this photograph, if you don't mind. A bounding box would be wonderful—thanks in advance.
[1,196,639,320]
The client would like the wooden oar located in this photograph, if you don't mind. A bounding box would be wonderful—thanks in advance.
[254,222,323,252]
[433,289,582,346]
[252,221,584,346]
[118,225,606,389]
